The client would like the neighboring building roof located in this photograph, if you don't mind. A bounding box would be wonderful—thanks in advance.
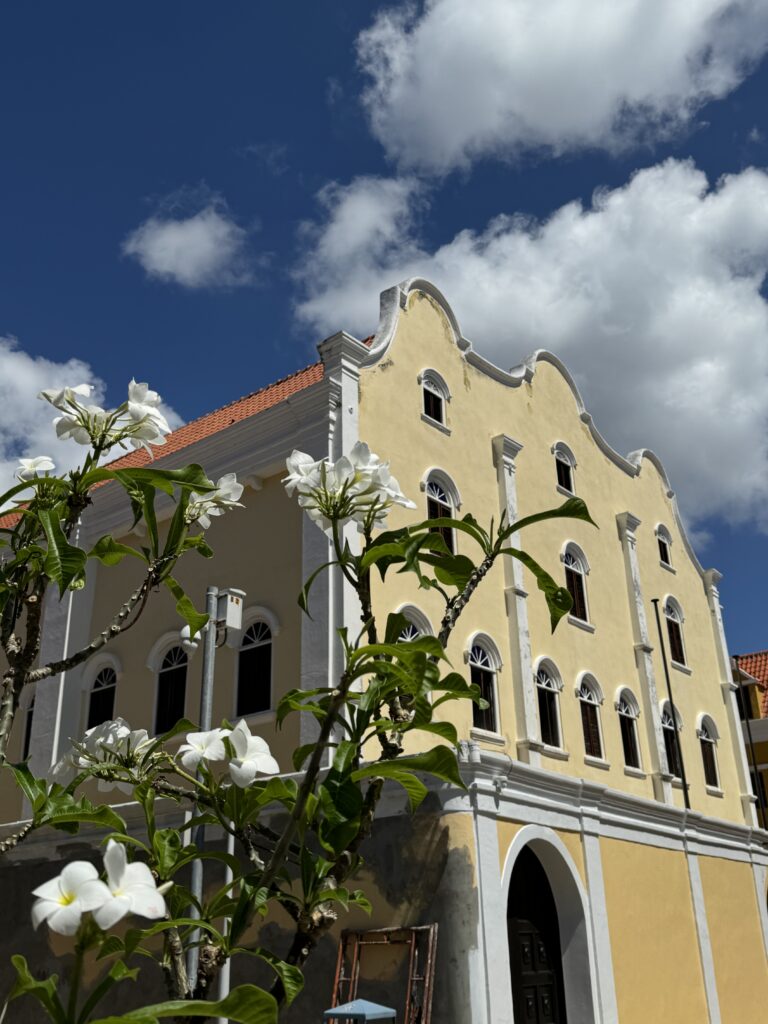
[0,361,324,528]
[735,650,768,717]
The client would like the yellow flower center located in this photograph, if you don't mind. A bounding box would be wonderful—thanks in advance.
[58,891,75,906]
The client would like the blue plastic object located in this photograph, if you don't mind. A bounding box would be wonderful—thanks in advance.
[322,998,397,1022]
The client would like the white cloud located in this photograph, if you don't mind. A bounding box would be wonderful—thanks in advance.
[0,338,182,495]
[357,0,768,172]
[294,160,768,530]
[123,202,253,289]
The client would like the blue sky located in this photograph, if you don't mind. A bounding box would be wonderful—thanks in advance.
[2,2,768,652]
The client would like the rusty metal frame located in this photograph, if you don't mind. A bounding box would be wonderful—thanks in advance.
[330,924,438,1024]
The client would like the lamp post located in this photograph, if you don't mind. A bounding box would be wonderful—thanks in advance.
[184,585,245,989]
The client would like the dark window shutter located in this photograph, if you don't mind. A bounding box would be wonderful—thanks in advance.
[667,620,685,665]
[581,702,602,758]
[701,740,718,788]
[620,715,640,769]
[565,568,587,621]
[237,642,272,717]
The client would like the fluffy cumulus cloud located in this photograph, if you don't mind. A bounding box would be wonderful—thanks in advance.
[357,0,768,172]
[0,339,182,496]
[123,202,253,289]
[294,160,768,530]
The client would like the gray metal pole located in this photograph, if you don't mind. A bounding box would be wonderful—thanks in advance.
[187,585,219,990]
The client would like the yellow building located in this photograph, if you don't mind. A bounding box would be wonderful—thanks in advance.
[1,278,767,1022]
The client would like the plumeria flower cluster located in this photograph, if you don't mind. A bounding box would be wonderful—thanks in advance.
[38,379,171,455]
[177,720,279,787]
[283,442,415,532]
[49,717,154,793]
[32,839,169,936]
[186,473,244,530]
[15,455,56,482]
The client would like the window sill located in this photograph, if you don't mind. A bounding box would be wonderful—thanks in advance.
[556,484,575,499]
[671,778,686,790]
[540,744,570,762]
[706,785,724,798]
[239,709,276,725]
[671,660,692,676]
[470,728,505,746]
[584,755,610,771]
[568,615,595,634]
[660,561,676,574]
[421,413,451,436]
[623,765,646,779]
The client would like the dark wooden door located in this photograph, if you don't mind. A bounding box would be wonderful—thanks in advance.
[508,847,567,1024]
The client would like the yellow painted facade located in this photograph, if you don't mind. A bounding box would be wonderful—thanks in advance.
[0,279,766,1022]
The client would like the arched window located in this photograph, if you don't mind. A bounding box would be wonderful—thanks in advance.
[577,675,603,759]
[616,688,641,770]
[656,525,673,568]
[399,622,422,642]
[22,694,35,761]
[87,667,117,730]
[535,662,562,748]
[237,622,272,717]
[552,442,576,495]
[426,477,455,554]
[419,369,450,427]
[155,646,188,735]
[698,715,720,789]
[468,641,500,734]
[563,544,589,623]
[661,702,683,779]
[664,598,686,666]
[395,605,434,643]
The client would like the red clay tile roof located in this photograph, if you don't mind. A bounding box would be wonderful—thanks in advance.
[735,650,768,717]
[0,361,324,528]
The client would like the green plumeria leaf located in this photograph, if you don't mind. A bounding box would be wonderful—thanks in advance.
[88,984,277,1024]
[38,510,88,596]
[3,955,66,1024]
[163,576,208,636]
[506,496,598,536]
[88,535,146,566]
[500,547,573,631]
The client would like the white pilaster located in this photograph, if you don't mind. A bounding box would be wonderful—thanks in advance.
[474,797,515,1024]
[581,817,619,1023]
[492,435,540,768]
[686,851,722,1023]
[703,569,756,827]
[616,512,671,803]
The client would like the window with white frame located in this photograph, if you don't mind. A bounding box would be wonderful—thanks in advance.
[420,369,450,427]
[664,598,686,666]
[22,693,35,761]
[563,544,589,623]
[155,646,188,735]
[577,675,603,759]
[535,663,562,748]
[552,442,576,494]
[656,525,673,568]
[661,702,683,779]
[396,605,433,643]
[698,715,720,789]
[237,621,272,717]
[87,666,117,730]
[616,689,642,769]
[468,642,499,734]
[426,476,455,555]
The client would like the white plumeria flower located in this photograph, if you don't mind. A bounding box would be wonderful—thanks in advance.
[31,861,109,936]
[48,718,152,791]
[38,383,93,412]
[91,840,168,930]
[15,456,55,481]
[284,442,415,532]
[227,719,279,787]
[177,727,231,772]
[188,473,245,530]
[53,412,93,445]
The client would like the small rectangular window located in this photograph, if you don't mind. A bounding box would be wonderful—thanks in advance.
[155,666,187,735]
[470,664,498,733]
[423,388,444,424]
[667,621,685,665]
[237,643,272,717]
[538,687,560,747]
[556,458,573,492]
[701,741,718,788]
[658,537,671,565]
[581,702,602,758]
[664,728,682,779]
[619,715,640,769]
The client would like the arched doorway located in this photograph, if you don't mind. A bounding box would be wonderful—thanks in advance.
[508,845,567,1023]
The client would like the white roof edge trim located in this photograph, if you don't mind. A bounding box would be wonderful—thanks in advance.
[361,278,714,583]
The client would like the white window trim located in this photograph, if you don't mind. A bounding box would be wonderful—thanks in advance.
[575,672,605,760]
[660,699,684,731]
[395,604,435,638]
[466,634,503,736]
[420,467,462,510]
[655,523,675,572]
[663,594,689,669]
[152,643,190,735]
[533,655,565,750]
[615,685,643,772]
[551,440,577,495]
[561,541,592,625]
[82,653,122,732]
[418,368,452,432]
[147,631,200,674]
